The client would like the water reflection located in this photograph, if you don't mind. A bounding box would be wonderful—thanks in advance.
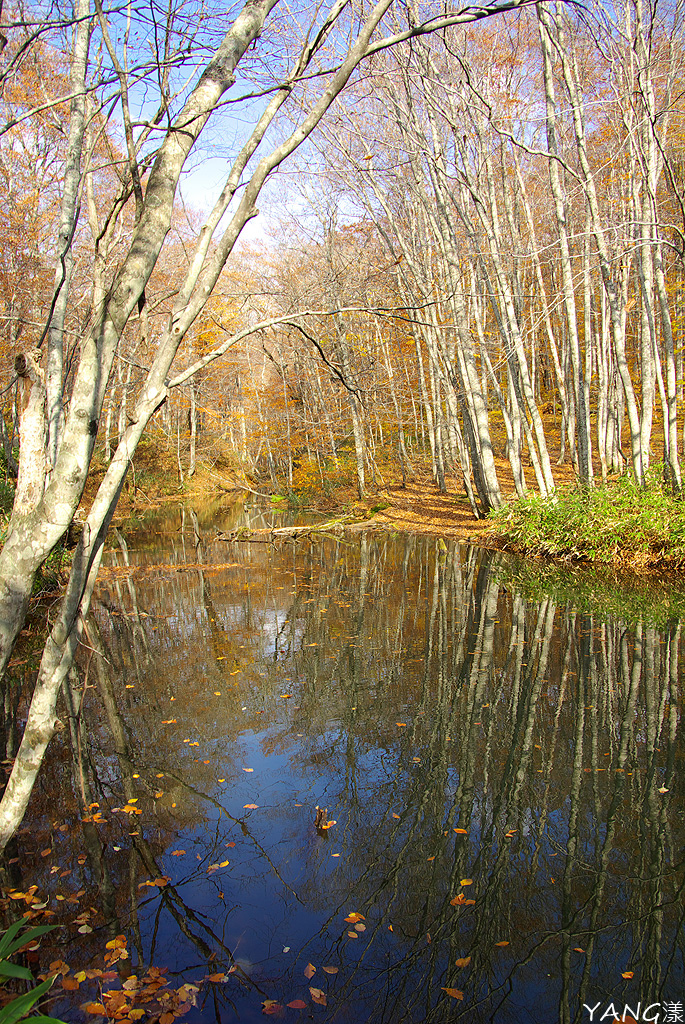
[3,504,684,1024]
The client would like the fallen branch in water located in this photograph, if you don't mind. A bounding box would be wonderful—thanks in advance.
[216,514,372,543]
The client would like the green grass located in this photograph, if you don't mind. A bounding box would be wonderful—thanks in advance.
[489,472,685,568]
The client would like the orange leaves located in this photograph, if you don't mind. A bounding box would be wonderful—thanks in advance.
[344,912,365,924]
[494,941,510,947]
[309,987,326,1006]
[322,966,338,975]
[450,894,475,907]
[243,804,259,810]
[622,970,634,979]
[304,963,316,980]
[441,988,464,1000]
[460,879,473,887]
[454,828,468,834]
[205,973,227,983]
[454,957,471,968]
[138,877,170,889]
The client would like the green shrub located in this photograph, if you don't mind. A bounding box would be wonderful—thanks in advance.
[489,472,685,567]
[0,920,66,1024]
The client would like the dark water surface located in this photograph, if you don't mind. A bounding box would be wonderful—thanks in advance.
[6,501,684,1023]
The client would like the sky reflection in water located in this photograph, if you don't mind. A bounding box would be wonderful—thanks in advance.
[11,502,684,1024]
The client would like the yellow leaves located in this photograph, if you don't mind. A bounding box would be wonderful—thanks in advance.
[460,879,473,886]
[344,912,365,924]
[622,970,634,979]
[243,804,259,810]
[161,719,177,724]
[242,767,254,772]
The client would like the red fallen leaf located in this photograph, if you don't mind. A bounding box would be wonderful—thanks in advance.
[322,966,338,975]
[287,1000,308,1009]
[262,999,282,1015]
[441,988,464,1000]
[304,963,316,980]
[243,804,259,810]
[309,988,326,1006]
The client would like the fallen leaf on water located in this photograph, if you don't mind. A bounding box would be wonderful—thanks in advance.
[495,941,509,947]
[454,828,468,834]
[344,913,365,924]
[396,723,407,727]
[243,804,259,810]
[243,768,254,772]
[206,973,226,983]
[322,966,338,975]
[388,925,393,932]
[304,963,316,980]
[347,931,358,939]
[622,971,634,979]
[574,948,585,953]
[287,1000,308,1009]
[171,850,186,856]
[441,988,464,1000]
[658,787,669,794]
[354,923,366,932]
[460,879,473,886]
[161,720,177,724]
[84,1003,106,1015]
[309,988,326,1006]
[77,925,93,934]
[261,999,282,1015]
[61,977,79,990]
[392,813,400,819]
[455,957,471,968]
[427,856,435,862]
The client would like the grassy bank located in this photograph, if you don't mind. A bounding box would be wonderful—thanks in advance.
[488,473,685,569]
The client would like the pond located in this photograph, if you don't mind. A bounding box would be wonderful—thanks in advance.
[2,499,684,1024]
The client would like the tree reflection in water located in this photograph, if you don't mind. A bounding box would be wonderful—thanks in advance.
[3,507,683,1024]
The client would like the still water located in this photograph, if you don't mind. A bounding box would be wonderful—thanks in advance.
[6,500,684,1023]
